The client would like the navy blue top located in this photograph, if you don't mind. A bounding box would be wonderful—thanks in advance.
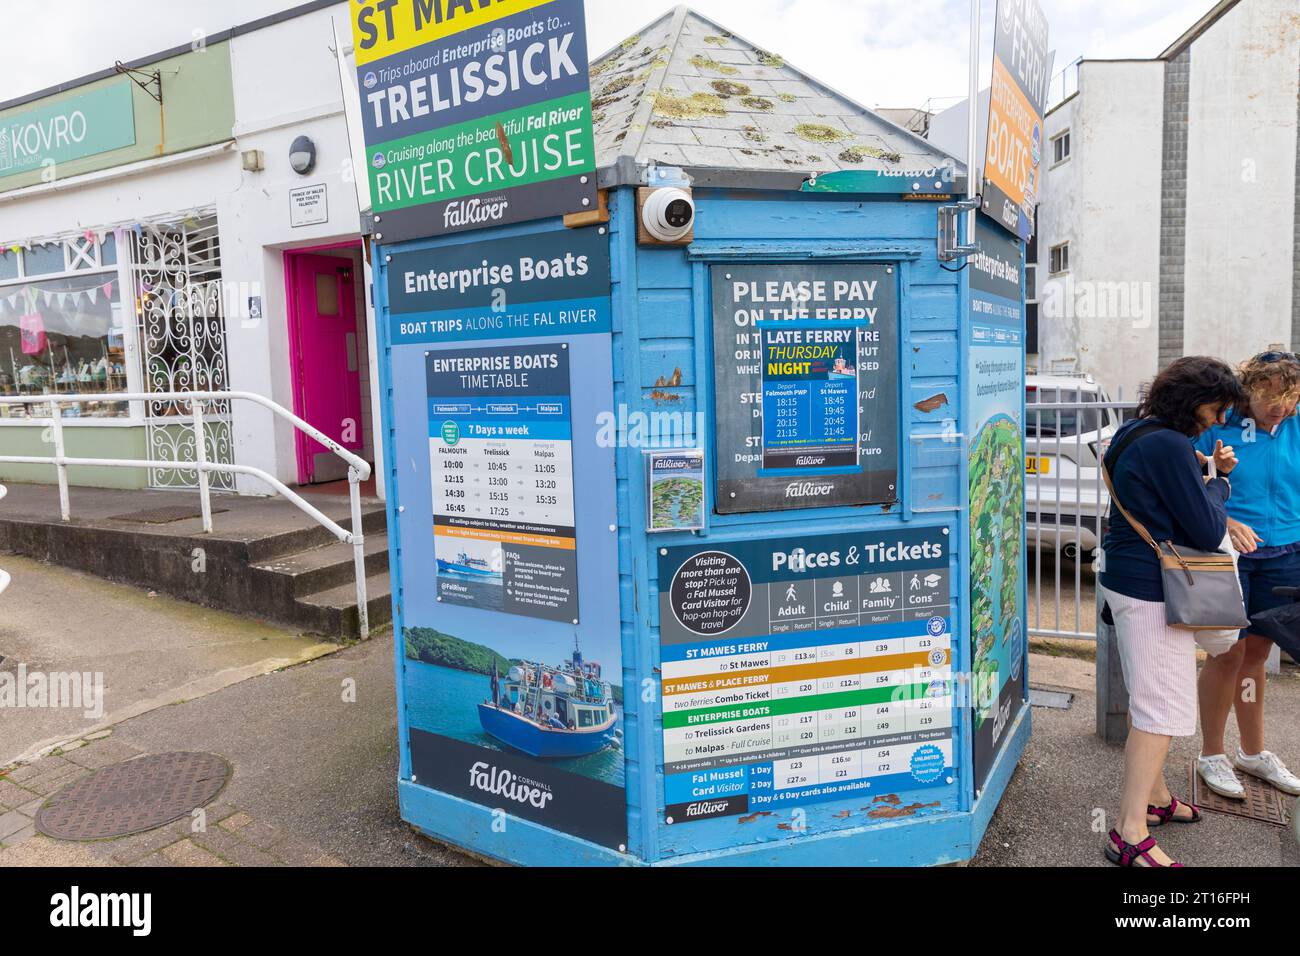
[1099,418,1232,601]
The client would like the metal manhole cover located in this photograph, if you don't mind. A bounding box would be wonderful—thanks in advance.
[110,505,229,524]
[1188,758,1293,827]
[36,752,230,841]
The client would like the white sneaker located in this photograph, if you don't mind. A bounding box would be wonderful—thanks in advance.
[1197,754,1246,799]
[1234,750,1300,796]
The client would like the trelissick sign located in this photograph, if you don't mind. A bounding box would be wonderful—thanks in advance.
[352,0,597,242]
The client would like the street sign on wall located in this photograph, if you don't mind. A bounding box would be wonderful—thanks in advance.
[351,0,597,242]
[982,0,1050,241]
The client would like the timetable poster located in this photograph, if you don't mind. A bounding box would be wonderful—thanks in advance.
[758,322,860,473]
[711,264,899,514]
[427,342,579,623]
[657,528,955,823]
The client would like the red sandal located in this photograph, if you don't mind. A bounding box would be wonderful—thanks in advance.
[1147,796,1201,826]
[1105,829,1184,867]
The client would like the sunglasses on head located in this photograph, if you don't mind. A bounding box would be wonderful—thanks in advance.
[1256,351,1299,364]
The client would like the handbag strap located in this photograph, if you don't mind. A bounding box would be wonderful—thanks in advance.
[1101,421,1169,558]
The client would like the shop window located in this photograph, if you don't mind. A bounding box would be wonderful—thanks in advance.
[0,274,128,418]
[66,236,99,271]
[23,242,65,276]
[100,234,117,266]
[0,248,17,283]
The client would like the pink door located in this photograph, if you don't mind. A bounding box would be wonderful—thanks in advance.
[291,254,363,484]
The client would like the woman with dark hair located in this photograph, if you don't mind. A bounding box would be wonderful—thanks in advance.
[1099,356,1246,867]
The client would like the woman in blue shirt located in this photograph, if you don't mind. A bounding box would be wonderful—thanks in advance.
[1099,356,1244,867]
[1195,352,1300,801]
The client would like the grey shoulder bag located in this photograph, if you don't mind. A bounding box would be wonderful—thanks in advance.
[1101,427,1250,631]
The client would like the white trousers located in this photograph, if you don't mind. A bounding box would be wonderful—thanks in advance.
[1100,584,1200,737]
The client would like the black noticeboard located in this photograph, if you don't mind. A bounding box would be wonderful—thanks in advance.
[711,264,899,514]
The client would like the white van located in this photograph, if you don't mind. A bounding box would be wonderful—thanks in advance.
[1024,375,1124,560]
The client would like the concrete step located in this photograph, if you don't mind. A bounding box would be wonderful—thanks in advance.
[251,533,390,598]
[0,482,392,641]
[295,570,393,640]
[243,505,388,564]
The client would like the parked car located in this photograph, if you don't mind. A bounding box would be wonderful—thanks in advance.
[1024,374,1124,561]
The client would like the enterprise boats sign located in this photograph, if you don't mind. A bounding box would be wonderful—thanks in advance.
[352,0,597,242]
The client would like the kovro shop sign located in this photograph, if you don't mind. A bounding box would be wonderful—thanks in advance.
[352,0,597,242]
[0,81,136,180]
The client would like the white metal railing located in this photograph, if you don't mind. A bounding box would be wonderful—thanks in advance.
[0,391,373,638]
[1026,398,1139,641]
[0,484,9,596]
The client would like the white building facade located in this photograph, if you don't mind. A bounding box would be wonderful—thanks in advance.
[1035,0,1300,398]
[0,0,383,496]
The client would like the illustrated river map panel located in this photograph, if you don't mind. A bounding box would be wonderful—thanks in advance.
[657,527,956,823]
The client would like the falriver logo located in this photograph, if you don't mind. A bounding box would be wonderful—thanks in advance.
[444,196,510,229]
[785,480,835,498]
[684,800,730,818]
[795,455,827,466]
[469,761,554,809]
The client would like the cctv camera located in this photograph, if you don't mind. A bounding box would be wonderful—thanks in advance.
[641,187,694,243]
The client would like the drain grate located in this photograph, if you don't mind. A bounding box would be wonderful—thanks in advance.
[1188,759,1293,827]
[110,505,229,525]
[1029,688,1074,710]
[36,752,230,841]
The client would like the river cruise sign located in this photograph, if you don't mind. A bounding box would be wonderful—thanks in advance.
[351,0,597,242]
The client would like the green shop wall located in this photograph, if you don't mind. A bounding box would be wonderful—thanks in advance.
[0,425,149,489]
[0,42,235,193]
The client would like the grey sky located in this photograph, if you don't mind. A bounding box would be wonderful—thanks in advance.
[2,0,1212,107]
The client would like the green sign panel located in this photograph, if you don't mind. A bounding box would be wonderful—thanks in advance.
[0,81,136,181]
[353,0,597,242]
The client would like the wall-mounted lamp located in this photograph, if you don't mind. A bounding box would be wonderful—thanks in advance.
[289,135,317,175]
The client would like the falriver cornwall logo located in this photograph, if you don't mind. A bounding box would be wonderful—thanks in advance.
[443,195,510,229]
[468,761,554,809]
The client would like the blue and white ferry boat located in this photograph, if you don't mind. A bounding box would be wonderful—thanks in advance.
[478,641,618,758]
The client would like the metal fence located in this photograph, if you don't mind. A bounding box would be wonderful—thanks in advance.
[1026,397,1139,641]
[0,390,373,638]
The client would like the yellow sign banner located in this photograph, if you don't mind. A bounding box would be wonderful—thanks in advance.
[352,0,556,66]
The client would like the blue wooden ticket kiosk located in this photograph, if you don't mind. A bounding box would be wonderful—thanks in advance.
[373,8,1030,867]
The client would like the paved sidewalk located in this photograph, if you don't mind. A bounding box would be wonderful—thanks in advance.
[0,634,476,868]
[0,733,345,866]
[0,555,338,766]
[4,621,1295,867]
[975,650,1300,867]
